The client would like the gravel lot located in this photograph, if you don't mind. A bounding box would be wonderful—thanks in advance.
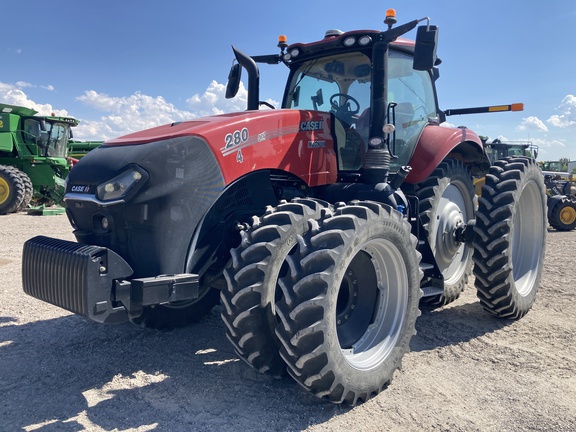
[1,211,575,431]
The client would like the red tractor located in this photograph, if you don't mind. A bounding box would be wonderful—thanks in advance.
[23,11,547,405]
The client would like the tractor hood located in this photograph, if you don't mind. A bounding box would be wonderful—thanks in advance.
[64,109,338,277]
[103,109,338,187]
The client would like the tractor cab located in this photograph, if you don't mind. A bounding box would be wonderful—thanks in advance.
[484,139,539,165]
[227,9,439,180]
[0,103,78,159]
[21,117,73,158]
[282,42,438,171]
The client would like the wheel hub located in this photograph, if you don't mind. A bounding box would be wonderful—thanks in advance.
[336,251,378,349]
[336,270,359,326]
[435,201,465,259]
[560,205,576,225]
[0,178,9,205]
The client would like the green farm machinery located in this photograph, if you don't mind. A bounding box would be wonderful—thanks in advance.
[0,103,101,215]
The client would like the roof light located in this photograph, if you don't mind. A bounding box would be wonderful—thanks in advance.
[278,35,288,49]
[289,48,300,57]
[384,9,397,28]
[358,35,372,46]
[343,37,356,47]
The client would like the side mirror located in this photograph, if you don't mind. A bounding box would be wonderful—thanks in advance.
[413,25,438,71]
[39,119,47,132]
[293,86,301,107]
[311,88,323,110]
[225,63,241,99]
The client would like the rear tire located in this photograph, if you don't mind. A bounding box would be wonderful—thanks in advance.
[0,165,26,215]
[548,197,576,231]
[275,201,422,405]
[473,157,547,318]
[16,170,33,211]
[221,198,332,376]
[416,159,476,307]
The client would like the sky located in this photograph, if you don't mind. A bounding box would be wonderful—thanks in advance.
[2,0,575,161]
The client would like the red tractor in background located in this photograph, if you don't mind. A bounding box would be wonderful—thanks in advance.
[22,10,547,405]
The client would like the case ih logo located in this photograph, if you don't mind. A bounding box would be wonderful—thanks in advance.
[70,185,90,193]
[300,120,323,131]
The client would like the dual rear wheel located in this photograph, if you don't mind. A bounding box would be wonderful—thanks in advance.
[224,199,423,404]
[222,157,546,404]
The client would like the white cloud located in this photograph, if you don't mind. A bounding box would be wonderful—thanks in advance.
[186,80,248,116]
[42,85,55,91]
[74,80,277,141]
[75,90,199,140]
[516,116,548,132]
[528,137,565,149]
[1,79,278,141]
[548,95,576,128]
[16,81,32,89]
[186,80,278,115]
[0,82,68,116]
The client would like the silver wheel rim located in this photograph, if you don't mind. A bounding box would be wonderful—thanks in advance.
[432,182,473,284]
[512,180,545,296]
[339,239,409,370]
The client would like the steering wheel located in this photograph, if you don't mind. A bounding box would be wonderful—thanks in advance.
[330,93,360,125]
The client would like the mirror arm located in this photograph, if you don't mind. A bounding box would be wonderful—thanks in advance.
[232,46,260,111]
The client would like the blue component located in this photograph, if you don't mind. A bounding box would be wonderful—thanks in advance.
[397,204,406,214]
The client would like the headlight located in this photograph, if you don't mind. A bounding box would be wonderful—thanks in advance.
[96,166,148,202]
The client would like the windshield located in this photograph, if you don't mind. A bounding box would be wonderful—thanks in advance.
[285,52,371,119]
[22,119,70,158]
[541,161,565,172]
[284,49,437,171]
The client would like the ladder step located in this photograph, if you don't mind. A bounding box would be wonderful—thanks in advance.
[421,285,444,297]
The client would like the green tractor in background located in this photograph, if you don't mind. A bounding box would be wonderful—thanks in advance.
[538,160,576,231]
[474,137,576,231]
[0,103,102,215]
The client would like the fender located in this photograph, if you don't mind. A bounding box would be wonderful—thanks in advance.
[405,124,484,184]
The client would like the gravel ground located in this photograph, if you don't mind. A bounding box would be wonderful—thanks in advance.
[1,211,575,432]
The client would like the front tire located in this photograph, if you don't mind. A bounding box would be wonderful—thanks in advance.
[473,157,547,318]
[275,201,422,405]
[221,198,331,377]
